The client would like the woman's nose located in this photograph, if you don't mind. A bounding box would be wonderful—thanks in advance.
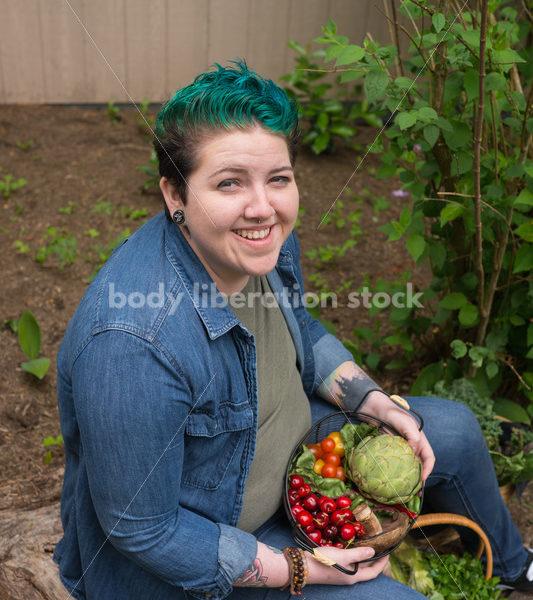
[243,185,275,221]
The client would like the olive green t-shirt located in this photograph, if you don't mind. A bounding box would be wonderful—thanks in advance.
[232,275,311,532]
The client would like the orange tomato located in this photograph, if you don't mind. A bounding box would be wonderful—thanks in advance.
[307,443,323,459]
[313,459,325,475]
[321,463,338,478]
[336,466,346,482]
[327,431,345,457]
[320,437,336,454]
[323,452,341,467]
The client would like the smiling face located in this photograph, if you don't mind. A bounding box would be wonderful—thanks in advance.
[160,126,299,295]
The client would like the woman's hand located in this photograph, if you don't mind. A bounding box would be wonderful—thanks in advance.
[363,391,435,481]
[306,546,389,585]
[234,542,387,588]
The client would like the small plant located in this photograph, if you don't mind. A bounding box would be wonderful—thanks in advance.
[91,200,113,215]
[136,151,160,192]
[0,168,27,198]
[35,227,77,268]
[107,101,120,123]
[58,201,77,215]
[43,434,64,464]
[84,228,100,238]
[15,139,34,152]
[136,98,155,133]
[86,229,130,280]
[17,310,50,379]
[14,240,30,254]
[120,205,148,220]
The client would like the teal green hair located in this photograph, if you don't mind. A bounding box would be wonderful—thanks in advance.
[154,59,300,215]
[155,59,299,137]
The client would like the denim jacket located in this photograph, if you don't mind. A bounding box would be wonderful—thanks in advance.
[54,213,379,599]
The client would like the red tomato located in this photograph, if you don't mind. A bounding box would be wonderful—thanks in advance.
[321,463,338,479]
[327,432,345,457]
[307,443,324,459]
[320,437,336,454]
[336,466,346,482]
[323,452,341,467]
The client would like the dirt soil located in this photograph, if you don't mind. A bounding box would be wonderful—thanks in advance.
[0,105,531,598]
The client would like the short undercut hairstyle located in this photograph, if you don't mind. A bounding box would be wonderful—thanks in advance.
[153,59,300,216]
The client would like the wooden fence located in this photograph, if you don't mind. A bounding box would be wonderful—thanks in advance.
[0,0,399,104]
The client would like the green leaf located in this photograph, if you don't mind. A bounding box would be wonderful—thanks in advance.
[512,244,533,273]
[514,188,533,208]
[364,69,389,104]
[43,434,64,447]
[406,233,426,262]
[397,111,417,130]
[515,222,533,242]
[316,111,329,132]
[417,107,438,121]
[335,45,365,66]
[459,303,479,327]
[21,357,50,379]
[312,132,330,154]
[493,398,531,425]
[411,361,444,395]
[442,120,472,151]
[423,124,439,148]
[394,76,415,90]
[440,203,465,226]
[463,69,479,101]
[366,353,380,370]
[440,292,467,310]
[287,40,306,56]
[485,361,499,379]
[432,12,446,33]
[18,310,41,360]
[450,339,468,358]
[329,124,356,138]
[485,72,507,92]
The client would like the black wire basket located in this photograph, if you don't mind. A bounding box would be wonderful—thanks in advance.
[283,410,424,575]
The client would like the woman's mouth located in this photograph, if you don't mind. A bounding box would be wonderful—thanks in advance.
[234,227,271,240]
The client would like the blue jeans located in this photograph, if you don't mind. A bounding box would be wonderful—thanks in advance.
[229,396,527,600]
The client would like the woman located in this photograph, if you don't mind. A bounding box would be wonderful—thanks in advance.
[54,60,532,599]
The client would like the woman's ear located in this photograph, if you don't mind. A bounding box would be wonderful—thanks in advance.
[159,177,184,214]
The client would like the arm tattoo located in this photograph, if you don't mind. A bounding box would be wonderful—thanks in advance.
[233,558,269,587]
[318,362,376,410]
[266,544,283,554]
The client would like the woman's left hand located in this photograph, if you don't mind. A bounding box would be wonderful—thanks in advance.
[363,391,435,481]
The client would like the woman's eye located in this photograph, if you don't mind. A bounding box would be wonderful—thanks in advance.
[270,175,290,184]
[217,179,239,190]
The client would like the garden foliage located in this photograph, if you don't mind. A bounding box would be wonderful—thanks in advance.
[284,0,533,411]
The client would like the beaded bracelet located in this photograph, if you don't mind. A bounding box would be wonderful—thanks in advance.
[281,547,308,596]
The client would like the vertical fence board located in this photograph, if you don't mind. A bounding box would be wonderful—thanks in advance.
[165,0,209,98]
[80,0,128,102]
[245,1,290,79]
[206,0,250,67]
[124,0,167,103]
[0,0,46,102]
[40,0,87,103]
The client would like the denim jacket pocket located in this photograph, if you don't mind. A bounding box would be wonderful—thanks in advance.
[182,403,254,490]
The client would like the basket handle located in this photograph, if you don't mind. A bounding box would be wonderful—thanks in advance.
[411,513,493,580]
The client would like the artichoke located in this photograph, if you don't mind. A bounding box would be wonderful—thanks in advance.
[346,434,422,504]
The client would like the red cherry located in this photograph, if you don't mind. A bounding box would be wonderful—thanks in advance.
[340,523,356,541]
[297,484,312,498]
[289,475,304,489]
[296,510,314,528]
[336,496,351,508]
[318,496,336,514]
[307,530,322,544]
[291,505,304,517]
[302,494,319,511]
